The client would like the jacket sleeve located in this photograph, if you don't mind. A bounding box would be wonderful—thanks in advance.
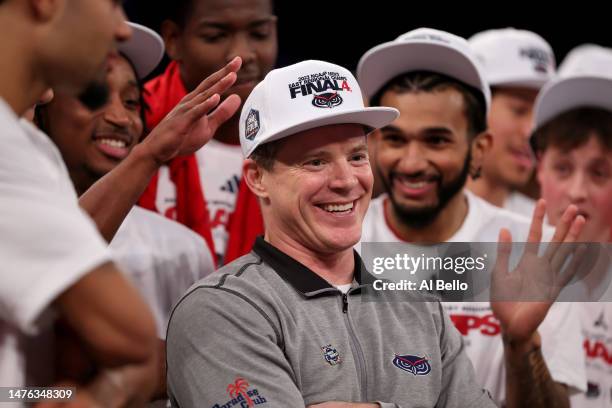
[166,286,306,408]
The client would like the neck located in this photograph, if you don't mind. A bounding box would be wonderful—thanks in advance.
[385,191,468,242]
[70,169,99,197]
[467,175,509,207]
[264,228,355,286]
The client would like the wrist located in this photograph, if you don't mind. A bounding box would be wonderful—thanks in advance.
[132,140,164,171]
[503,331,541,355]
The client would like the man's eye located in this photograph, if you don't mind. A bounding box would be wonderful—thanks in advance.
[426,135,448,146]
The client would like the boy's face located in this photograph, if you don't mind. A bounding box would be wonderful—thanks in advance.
[538,135,612,241]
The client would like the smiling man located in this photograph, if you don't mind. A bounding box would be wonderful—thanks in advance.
[165,60,497,408]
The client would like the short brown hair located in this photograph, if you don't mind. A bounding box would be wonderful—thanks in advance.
[249,139,284,171]
[531,107,612,154]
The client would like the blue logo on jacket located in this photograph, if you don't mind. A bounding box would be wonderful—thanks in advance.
[393,354,431,376]
[321,344,341,366]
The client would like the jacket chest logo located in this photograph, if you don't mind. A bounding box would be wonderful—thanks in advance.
[393,354,431,376]
[321,344,342,366]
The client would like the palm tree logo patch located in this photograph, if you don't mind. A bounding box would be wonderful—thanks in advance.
[214,377,268,407]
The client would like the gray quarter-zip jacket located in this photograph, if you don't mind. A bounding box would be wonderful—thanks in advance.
[167,237,496,408]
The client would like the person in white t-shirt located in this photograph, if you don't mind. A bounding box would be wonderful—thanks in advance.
[531,44,612,408]
[356,28,587,407]
[147,0,278,264]
[0,1,242,405]
[34,23,217,401]
[466,29,556,217]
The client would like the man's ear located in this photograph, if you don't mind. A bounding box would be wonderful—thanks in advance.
[161,19,182,61]
[469,130,493,179]
[243,159,269,199]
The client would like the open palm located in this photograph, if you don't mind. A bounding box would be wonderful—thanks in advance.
[490,200,585,343]
[141,57,243,165]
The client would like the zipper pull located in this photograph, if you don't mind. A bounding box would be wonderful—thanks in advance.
[342,293,348,313]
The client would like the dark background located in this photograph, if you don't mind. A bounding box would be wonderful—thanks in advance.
[124,1,612,78]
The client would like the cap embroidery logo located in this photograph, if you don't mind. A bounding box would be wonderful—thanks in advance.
[393,354,431,376]
[288,71,352,108]
[519,47,551,74]
[312,92,343,108]
[321,344,342,366]
[245,109,260,141]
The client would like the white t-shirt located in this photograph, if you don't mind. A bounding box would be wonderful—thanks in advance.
[195,139,243,262]
[571,303,612,408]
[360,190,587,404]
[504,191,536,218]
[0,100,111,389]
[155,139,243,263]
[110,207,215,337]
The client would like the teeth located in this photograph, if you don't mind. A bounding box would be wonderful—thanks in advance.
[98,138,127,148]
[322,202,354,213]
[400,180,428,189]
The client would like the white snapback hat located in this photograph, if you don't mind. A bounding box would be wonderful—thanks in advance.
[239,60,399,158]
[533,44,612,131]
[357,27,491,113]
[118,22,164,80]
[469,28,555,89]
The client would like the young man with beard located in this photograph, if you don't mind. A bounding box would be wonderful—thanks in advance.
[166,60,503,408]
[138,0,277,264]
[35,23,216,400]
[532,44,612,408]
[466,28,556,216]
[0,0,242,404]
[357,28,586,407]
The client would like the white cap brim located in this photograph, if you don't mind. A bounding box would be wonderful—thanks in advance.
[534,76,612,130]
[118,23,164,80]
[246,106,398,158]
[357,40,489,108]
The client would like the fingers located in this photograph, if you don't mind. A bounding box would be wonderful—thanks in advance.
[558,243,588,290]
[185,57,242,102]
[495,228,513,277]
[525,199,546,255]
[544,204,578,261]
[206,94,242,131]
[183,71,238,111]
[550,215,586,280]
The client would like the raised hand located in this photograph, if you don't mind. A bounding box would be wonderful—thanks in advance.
[140,57,243,165]
[490,199,586,344]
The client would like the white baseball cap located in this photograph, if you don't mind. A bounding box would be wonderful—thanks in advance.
[239,60,399,158]
[118,22,164,80]
[469,28,555,89]
[356,27,491,113]
[533,44,612,131]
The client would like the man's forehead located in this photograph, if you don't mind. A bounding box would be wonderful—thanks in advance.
[276,124,367,158]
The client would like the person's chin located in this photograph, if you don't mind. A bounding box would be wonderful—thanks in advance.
[316,229,361,252]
